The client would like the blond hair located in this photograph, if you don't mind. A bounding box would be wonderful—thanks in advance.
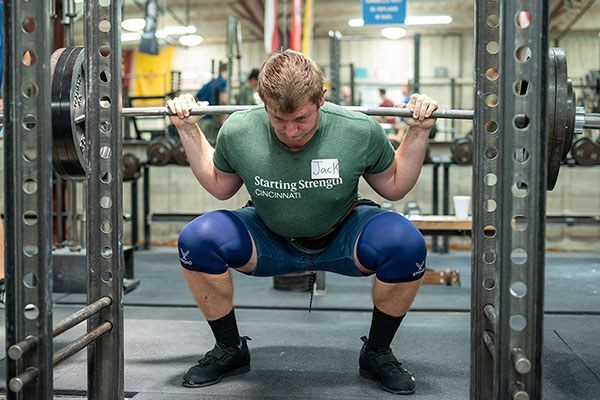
[257,49,324,114]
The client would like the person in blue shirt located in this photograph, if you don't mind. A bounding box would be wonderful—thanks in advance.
[194,62,228,147]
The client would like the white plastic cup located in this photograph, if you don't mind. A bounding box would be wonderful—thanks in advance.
[453,195,471,219]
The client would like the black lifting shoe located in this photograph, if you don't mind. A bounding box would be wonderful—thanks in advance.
[359,336,416,395]
[182,336,251,388]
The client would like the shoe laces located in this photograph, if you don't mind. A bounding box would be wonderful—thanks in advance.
[372,348,406,374]
[196,336,251,366]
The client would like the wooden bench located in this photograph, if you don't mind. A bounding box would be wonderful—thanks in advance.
[408,216,470,286]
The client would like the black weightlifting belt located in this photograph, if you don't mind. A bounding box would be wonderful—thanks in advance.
[291,199,380,252]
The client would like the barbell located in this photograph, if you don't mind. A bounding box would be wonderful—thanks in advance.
[3,47,600,189]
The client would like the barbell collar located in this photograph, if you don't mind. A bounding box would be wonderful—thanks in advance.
[581,110,600,131]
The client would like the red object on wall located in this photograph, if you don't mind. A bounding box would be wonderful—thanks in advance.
[290,0,303,51]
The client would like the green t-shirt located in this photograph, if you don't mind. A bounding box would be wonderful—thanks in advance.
[213,102,395,238]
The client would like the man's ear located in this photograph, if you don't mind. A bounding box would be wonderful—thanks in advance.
[320,88,327,106]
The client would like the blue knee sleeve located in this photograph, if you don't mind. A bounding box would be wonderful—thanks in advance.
[177,210,252,274]
[356,212,427,283]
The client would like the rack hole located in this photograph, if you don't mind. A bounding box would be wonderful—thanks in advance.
[512,181,529,197]
[510,282,527,298]
[486,15,499,27]
[513,114,530,129]
[100,146,112,159]
[510,315,527,331]
[485,94,499,108]
[101,246,113,258]
[24,305,39,320]
[486,68,499,81]
[23,273,38,288]
[100,71,110,83]
[512,215,529,231]
[101,221,113,233]
[483,250,496,264]
[484,173,497,186]
[516,11,531,29]
[511,248,528,265]
[483,278,495,290]
[24,243,38,257]
[100,196,112,209]
[23,114,36,130]
[22,50,36,66]
[100,45,111,58]
[514,80,530,96]
[100,121,112,134]
[23,179,37,194]
[23,147,37,162]
[23,211,38,226]
[513,148,530,164]
[485,121,498,133]
[101,171,112,184]
[486,41,499,55]
[515,46,532,62]
[484,199,497,212]
[100,96,111,108]
[485,147,498,159]
[22,82,38,98]
[484,225,496,238]
[101,270,113,283]
[22,17,36,33]
[99,20,111,32]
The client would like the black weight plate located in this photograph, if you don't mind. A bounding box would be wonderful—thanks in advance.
[546,49,559,190]
[572,138,600,166]
[147,137,175,166]
[563,78,575,161]
[451,137,473,165]
[273,272,312,292]
[122,153,141,181]
[52,47,84,179]
[549,48,568,190]
[172,141,189,165]
[51,47,75,178]
[51,46,87,180]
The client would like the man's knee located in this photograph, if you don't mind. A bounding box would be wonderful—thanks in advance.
[177,210,252,274]
[356,212,427,283]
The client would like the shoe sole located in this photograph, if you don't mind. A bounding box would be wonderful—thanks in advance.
[182,364,251,388]
[359,368,416,395]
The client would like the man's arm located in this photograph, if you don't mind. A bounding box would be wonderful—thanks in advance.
[364,126,430,201]
[364,93,438,201]
[167,94,243,200]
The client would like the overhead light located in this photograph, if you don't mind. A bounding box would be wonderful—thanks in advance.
[121,32,142,42]
[179,34,204,47]
[405,15,452,25]
[161,25,197,36]
[348,15,452,28]
[348,18,364,27]
[121,18,146,32]
[381,27,407,40]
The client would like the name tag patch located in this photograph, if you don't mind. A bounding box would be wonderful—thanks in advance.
[311,159,339,179]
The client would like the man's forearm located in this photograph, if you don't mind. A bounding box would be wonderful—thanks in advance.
[391,127,430,197]
[176,124,221,196]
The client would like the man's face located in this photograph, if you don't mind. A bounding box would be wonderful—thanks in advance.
[267,96,324,149]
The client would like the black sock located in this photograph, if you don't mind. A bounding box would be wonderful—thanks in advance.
[366,306,405,352]
[207,308,241,348]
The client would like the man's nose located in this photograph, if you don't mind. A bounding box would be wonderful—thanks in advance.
[285,123,298,136]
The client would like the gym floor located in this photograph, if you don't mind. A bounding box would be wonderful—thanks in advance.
[1,249,599,399]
